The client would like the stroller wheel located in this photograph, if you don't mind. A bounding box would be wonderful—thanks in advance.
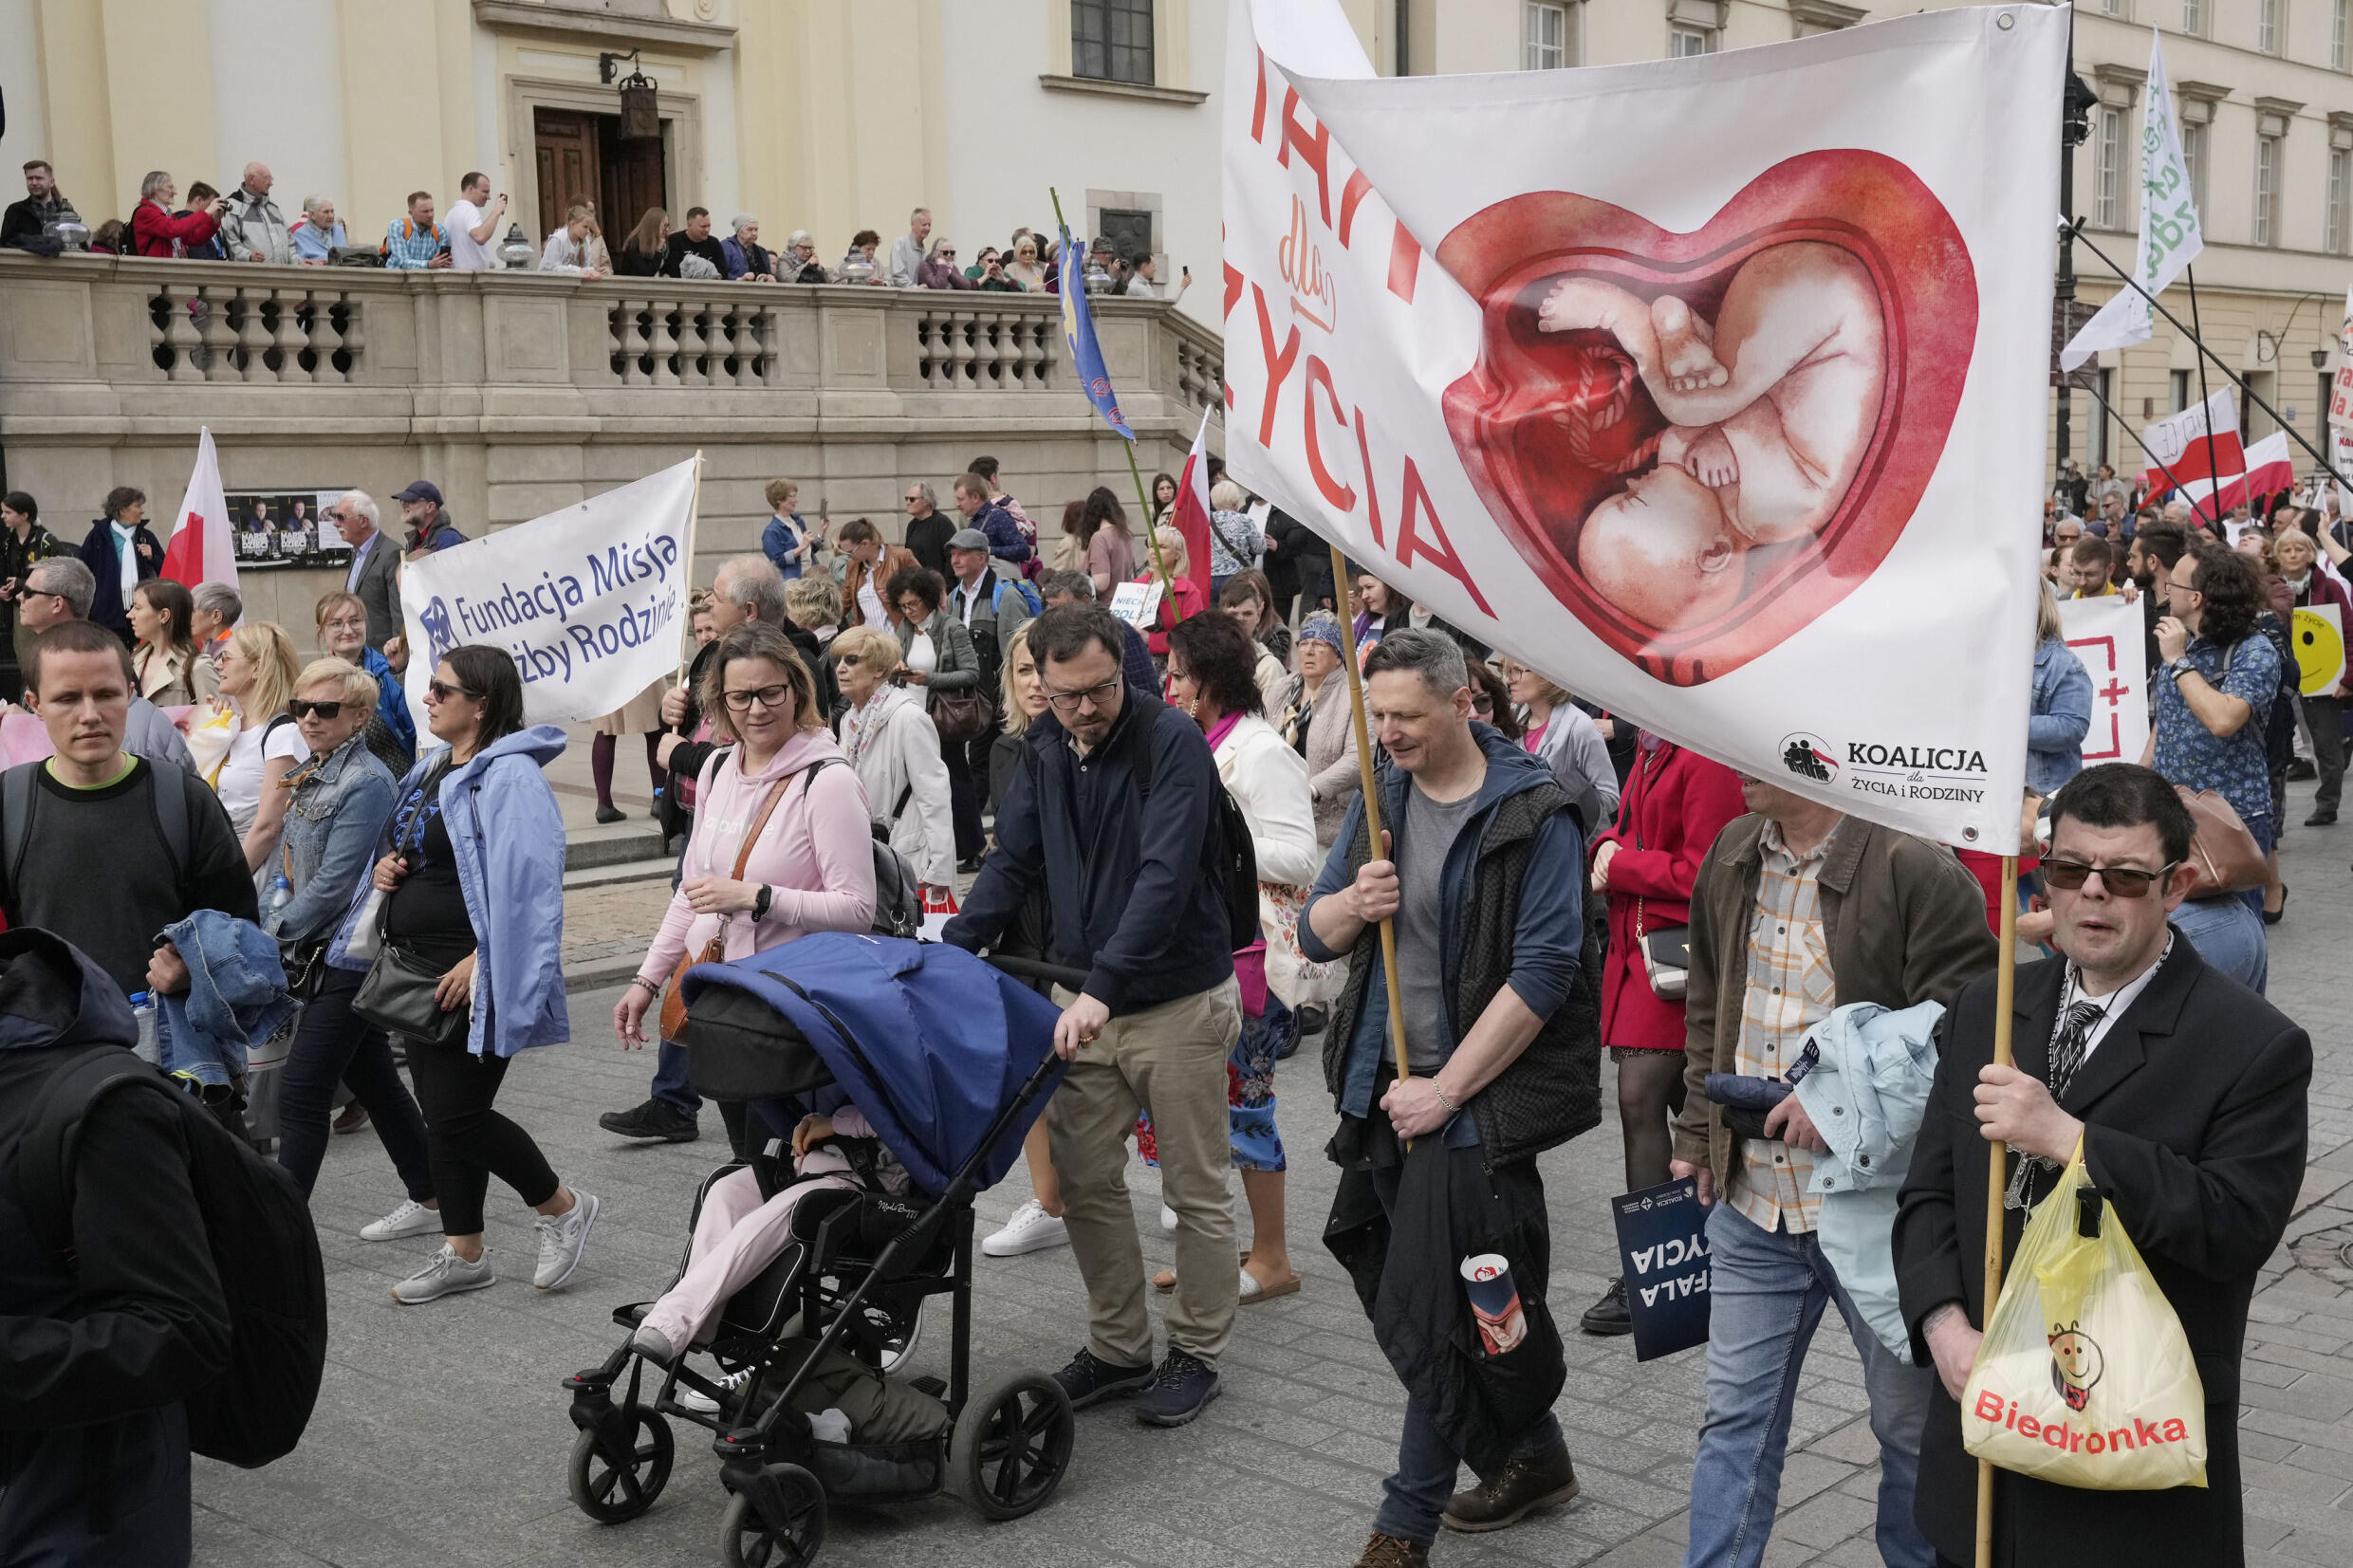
[719,1465,825,1568]
[565,1406,674,1523]
[952,1371,1075,1522]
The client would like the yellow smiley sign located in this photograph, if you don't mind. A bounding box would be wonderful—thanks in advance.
[2294,604,2345,697]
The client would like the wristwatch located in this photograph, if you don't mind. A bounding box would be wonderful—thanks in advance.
[2166,658,2196,683]
[750,883,774,921]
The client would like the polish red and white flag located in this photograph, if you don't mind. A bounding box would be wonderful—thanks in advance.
[1170,406,1218,592]
[158,427,240,595]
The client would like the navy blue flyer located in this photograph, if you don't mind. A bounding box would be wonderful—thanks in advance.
[1611,1177,1712,1361]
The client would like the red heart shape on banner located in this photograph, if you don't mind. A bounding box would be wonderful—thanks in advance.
[1436,150,1977,687]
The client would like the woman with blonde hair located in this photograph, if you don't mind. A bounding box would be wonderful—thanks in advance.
[538,201,610,279]
[208,620,308,882]
[831,624,955,897]
[1134,523,1206,663]
[617,206,668,277]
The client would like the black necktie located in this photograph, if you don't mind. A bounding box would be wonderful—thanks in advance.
[2046,999,2105,1101]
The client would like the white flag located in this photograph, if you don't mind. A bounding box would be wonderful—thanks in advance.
[2059,30,2202,372]
[158,427,239,598]
[398,457,699,729]
[1224,0,2062,851]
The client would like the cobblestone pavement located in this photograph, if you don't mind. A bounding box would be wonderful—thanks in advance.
[195,779,2353,1568]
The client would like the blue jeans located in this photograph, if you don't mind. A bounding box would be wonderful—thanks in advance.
[1682,1201,1935,1568]
[1366,1158,1564,1546]
[2171,895,2269,992]
[651,1038,701,1117]
[2238,812,2275,916]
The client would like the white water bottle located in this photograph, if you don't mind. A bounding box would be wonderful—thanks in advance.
[267,872,293,923]
[129,991,160,1064]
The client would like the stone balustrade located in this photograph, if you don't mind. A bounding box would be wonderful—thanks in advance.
[0,252,1225,568]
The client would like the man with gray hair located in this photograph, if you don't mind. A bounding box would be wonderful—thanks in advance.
[1301,626,1598,1566]
[888,207,932,288]
[190,581,242,666]
[217,161,291,265]
[328,489,400,651]
[607,554,811,1151]
[9,556,195,773]
[903,482,953,580]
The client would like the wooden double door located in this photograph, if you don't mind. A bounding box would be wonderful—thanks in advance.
[534,108,668,244]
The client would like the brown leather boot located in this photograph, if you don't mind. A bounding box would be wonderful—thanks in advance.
[1350,1533,1430,1568]
[1439,1438,1580,1532]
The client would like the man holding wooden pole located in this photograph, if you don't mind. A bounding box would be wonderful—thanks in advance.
[1301,625,1602,1568]
[1895,764,2309,1566]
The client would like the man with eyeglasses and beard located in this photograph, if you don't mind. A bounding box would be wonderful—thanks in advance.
[1894,763,2308,1568]
[944,602,1243,1431]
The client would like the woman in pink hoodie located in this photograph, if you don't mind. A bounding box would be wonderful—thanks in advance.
[614,621,877,1044]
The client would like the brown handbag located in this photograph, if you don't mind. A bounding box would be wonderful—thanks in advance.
[2173,785,2268,899]
[658,773,792,1042]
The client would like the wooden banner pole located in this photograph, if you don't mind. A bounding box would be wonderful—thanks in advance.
[674,450,705,693]
[1975,852,2021,1568]
[1327,543,1412,1098]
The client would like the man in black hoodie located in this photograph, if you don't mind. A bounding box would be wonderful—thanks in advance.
[0,927,231,1565]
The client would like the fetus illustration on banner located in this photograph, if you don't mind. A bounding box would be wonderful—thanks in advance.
[1437,151,1977,684]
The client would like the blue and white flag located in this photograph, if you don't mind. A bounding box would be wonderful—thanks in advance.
[398,456,698,729]
[1059,230,1134,439]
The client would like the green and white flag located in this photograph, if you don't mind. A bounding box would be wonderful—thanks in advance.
[2060,29,2202,372]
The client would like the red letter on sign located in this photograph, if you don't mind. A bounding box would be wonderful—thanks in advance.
[1252,284,1303,451]
[1303,357,1357,512]
[1397,457,1493,615]
[1338,169,1373,249]
[1278,88,1333,227]
[1251,51,1269,142]
[1352,405,1387,549]
[1388,223,1421,306]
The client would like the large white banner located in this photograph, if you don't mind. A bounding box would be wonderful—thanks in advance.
[398,457,698,729]
[2059,30,2201,373]
[2059,595,2149,768]
[1223,0,2061,850]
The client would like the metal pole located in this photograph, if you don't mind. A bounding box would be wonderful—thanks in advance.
[2069,222,2353,495]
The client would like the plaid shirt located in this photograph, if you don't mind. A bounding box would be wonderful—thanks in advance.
[381,217,446,269]
[1725,818,1840,1234]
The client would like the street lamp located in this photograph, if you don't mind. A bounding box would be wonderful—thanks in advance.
[2053,67,2099,471]
[599,50,661,141]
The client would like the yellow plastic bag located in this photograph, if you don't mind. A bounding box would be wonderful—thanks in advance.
[1960,1148,2206,1490]
[182,700,238,787]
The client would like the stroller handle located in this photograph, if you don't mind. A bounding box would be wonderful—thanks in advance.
[982,951,1090,990]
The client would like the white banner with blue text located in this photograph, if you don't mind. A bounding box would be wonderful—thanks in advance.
[398,457,695,729]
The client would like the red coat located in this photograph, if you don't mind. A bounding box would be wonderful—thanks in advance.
[131,200,220,258]
[1590,741,1746,1052]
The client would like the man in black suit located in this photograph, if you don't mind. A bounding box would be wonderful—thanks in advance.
[1893,763,2309,1567]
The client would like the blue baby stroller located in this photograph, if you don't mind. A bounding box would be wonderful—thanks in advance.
[562,935,1077,1566]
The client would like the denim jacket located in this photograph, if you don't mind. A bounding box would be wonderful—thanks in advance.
[327,726,570,1058]
[157,909,295,1087]
[1790,998,1945,1362]
[2027,636,2093,798]
[269,731,398,945]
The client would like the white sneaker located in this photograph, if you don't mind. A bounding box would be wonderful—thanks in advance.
[1160,1203,1178,1233]
[360,1197,441,1243]
[981,1198,1069,1257]
[391,1244,495,1304]
[677,1367,751,1415]
[533,1190,601,1290]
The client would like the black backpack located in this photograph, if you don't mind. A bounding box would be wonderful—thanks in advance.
[14,1045,328,1467]
[802,759,921,939]
[1127,700,1261,951]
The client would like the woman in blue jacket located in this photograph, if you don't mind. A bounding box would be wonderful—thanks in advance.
[330,645,596,1305]
[270,655,437,1231]
[2029,579,2094,798]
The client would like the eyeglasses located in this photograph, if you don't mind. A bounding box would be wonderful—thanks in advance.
[723,684,793,712]
[2041,858,2179,898]
[426,679,476,702]
[321,616,365,633]
[1044,676,1121,713]
[898,600,929,617]
[288,699,346,720]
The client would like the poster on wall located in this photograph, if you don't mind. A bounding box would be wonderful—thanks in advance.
[1221,0,2063,851]
[223,489,353,564]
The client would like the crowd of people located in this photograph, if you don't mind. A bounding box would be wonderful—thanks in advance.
[0,445,2320,1568]
[5,160,1188,298]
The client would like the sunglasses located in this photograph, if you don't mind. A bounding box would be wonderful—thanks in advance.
[426,679,477,702]
[2041,858,2180,898]
[288,699,346,720]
